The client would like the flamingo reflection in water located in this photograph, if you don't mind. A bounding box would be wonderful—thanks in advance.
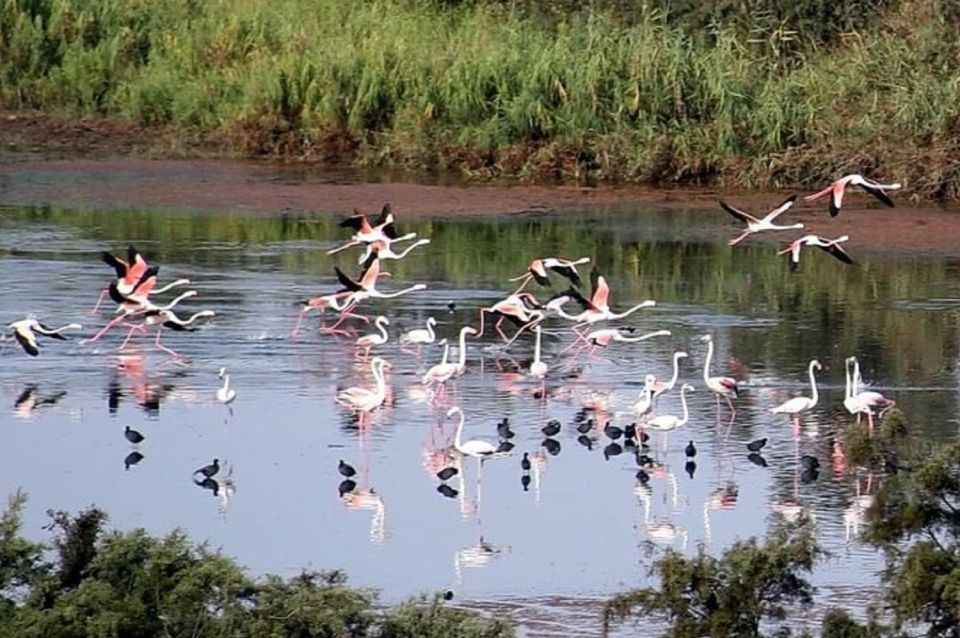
[454,536,510,584]
[702,483,739,547]
[635,482,688,550]
[342,488,388,544]
[844,473,875,542]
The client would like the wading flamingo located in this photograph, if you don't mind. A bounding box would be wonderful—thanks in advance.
[336,357,390,426]
[844,356,895,433]
[778,234,853,271]
[217,367,237,404]
[700,334,740,418]
[720,195,802,246]
[645,384,694,450]
[355,316,390,359]
[770,359,822,432]
[447,407,498,460]
[804,174,901,217]
[529,324,548,381]
[422,327,477,399]
[400,317,437,356]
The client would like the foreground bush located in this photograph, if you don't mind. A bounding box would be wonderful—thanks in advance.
[0,491,512,638]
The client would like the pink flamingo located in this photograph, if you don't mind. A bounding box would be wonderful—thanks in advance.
[720,195,801,246]
[770,359,821,435]
[509,257,591,292]
[700,334,740,418]
[475,292,544,342]
[355,316,390,359]
[553,268,656,329]
[327,203,397,254]
[804,174,901,217]
[335,356,390,428]
[778,234,853,271]
[291,290,361,337]
[844,356,895,433]
[327,255,426,333]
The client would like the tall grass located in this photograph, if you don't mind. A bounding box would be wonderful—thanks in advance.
[2,0,959,198]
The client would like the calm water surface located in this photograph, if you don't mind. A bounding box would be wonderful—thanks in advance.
[2,201,960,636]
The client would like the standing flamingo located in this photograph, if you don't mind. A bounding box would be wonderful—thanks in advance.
[804,174,901,217]
[355,316,390,359]
[529,325,548,395]
[700,334,740,418]
[645,384,695,450]
[422,327,477,397]
[630,374,658,418]
[400,317,437,356]
[447,407,498,460]
[719,195,802,246]
[335,357,390,426]
[844,356,895,432]
[770,359,822,432]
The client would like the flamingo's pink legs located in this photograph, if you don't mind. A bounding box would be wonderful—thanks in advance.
[83,313,134,345]
[154,327,182,359]
[119,323,146,350]
[90,288,109,315]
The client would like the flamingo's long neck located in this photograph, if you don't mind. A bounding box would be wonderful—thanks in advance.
[456,328,470,370]
[151,279,190,296]
[703,340,714,385]
[373,361,386,403]
[844,359,853,401]
[533,327,542,366]
[667,353,682,390]
[378,285,423,299]
[159,291,196,310]
[221,374,231,394]
[376,318,389,342]
[441,340,451,365]
[678,386,691,427]
[808,362,819,408]
[425,320,435,343]
[608,301,653,321]
[853,358,863,395]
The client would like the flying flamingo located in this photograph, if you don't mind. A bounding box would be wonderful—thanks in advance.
[719,195,802,246]
[778,234,853,271]
[509,257,591,292]
[327,203,398,254]
[475,292,544,342]
[6,318,82,357]
[355,316,390,359]
[328,255,427,333]
[93,245,149,313]
[400,317,437,356]
[844,356,895,433]
[804,174,901,217]
[118,308,215,357]
[649,351,689,406]
[335,356,390,427]
[358,236,431,264]
[291,290,364,337]
[84,289,199,345]
[770,359,822,433]
[564,328,671,364]
[553,268,656,329]
[700,334,740,418]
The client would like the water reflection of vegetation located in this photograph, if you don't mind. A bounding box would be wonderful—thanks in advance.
[4,206,957,389]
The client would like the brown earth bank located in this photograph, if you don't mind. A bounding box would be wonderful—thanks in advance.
[2,116,959,257]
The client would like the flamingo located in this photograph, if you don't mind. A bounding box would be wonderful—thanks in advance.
[804,174,901,217]
[291,291,360,337]
[509,257,591,292]
[85,289,199,345]
[770,359,822,431]
[630,374,657,417]
[328,255,426,332]
[358,236,431,264]
[700,334,740,417]
[329,203,397,250]
[422,326,477,388]
[719,195,802,246]
[475,292,544,342]
[355,316,390,358]
[217,367,237,404]
[447,407,498,460]
[118,308,215,356]
[335,356,390,426]
[7,318,82,357]
[400,316,437,356]
[778,234,853,271]
[553,268,656,328]
[844,356,895,432]
[648,351,689,403]
[645,384,695,449]
[93,245,149,313]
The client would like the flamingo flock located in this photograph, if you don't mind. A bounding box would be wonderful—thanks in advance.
[3,176,903,547]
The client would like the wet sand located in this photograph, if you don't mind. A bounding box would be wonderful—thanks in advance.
[1,157,958,255]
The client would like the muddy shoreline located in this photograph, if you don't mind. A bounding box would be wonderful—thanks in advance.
[1,154,958,256]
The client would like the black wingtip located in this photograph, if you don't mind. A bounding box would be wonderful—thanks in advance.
[829,202,840,217]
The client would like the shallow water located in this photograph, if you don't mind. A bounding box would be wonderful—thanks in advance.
[1,201,959,636]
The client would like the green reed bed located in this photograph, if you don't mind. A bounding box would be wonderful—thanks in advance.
[2,0,959,199]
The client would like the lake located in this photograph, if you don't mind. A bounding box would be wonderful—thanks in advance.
[1,166,959,636]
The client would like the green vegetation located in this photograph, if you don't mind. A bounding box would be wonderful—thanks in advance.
[0,491,512,638]
[1,0,959,199]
